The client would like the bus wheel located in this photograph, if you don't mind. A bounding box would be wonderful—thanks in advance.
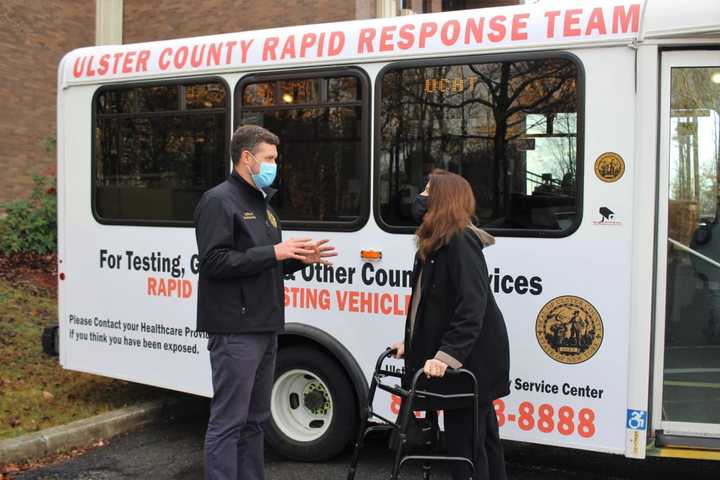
[267,346,357,461]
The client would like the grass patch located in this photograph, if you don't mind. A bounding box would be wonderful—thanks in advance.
[0,279,163,440]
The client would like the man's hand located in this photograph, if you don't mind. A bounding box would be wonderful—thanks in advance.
[423,359,448,378]
[299,239,337,265]
[274,238,315,261]
[391,341,404,359]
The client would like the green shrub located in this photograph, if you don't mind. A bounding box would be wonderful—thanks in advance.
[0,175,57,255]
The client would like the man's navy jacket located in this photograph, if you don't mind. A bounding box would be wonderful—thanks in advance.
[194,171,305,334]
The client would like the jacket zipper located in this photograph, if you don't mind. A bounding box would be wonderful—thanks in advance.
[239,282,247,315]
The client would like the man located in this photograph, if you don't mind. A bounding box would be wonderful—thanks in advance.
[195,125,336,480]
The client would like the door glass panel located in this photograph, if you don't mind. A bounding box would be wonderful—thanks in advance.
[664,67,720,424]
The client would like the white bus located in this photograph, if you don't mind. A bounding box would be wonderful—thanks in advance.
[53,0,720,462]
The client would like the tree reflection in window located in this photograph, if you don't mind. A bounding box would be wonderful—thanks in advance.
[94,81,229,223]
[379,58,580,234]
[240,75,366,226]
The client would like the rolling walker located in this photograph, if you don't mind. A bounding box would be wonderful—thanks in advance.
[347,347,481,480]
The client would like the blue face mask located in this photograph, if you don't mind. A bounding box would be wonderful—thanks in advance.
[247,153,277,189]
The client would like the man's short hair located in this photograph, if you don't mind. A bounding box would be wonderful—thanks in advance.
[230,125,280,165]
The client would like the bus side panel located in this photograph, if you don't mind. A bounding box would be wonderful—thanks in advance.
[59,85,213,397]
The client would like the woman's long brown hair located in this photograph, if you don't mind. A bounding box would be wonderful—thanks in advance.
[416,169,476,261]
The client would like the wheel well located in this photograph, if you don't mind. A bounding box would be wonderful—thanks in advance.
[278,326,368,419]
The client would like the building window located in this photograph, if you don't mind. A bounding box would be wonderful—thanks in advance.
[377,56,581,236]
[94,80,229,224]
[237,71,369,230]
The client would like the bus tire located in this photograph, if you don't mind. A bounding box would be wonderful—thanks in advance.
[267,346,357,461]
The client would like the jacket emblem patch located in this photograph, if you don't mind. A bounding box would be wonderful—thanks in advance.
[267,209,278,228]
[243,211,256,220]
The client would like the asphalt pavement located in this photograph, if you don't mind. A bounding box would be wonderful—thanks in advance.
[13,399,720,480]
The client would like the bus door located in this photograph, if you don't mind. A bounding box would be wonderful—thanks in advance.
[654,51,720,448]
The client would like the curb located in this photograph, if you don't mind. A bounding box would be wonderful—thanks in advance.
[0,399,168,465]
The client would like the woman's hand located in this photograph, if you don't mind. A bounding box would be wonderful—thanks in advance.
[391,341,405,359]
[423,359,448,378]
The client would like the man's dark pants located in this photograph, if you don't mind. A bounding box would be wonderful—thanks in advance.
[204,333,277,480]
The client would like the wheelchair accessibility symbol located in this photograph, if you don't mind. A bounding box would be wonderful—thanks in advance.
[626,409,647,430]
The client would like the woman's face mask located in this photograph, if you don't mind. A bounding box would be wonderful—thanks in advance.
[412,194,429,223]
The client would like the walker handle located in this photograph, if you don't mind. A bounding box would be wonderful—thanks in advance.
[410,367,480,396]
[374,347,396,370]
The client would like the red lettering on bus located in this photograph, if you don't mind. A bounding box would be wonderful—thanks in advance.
[398,24,415,50]
[380,294,393,315]
[174,46,188,69]
[190,44,206,68]
[281,35,296,59]
[137,50,150,72]
[488,15,506,43]
[122,51,136,73]
[441,20,461,46]
[317,32,326,57]
[360,292,373,312]
[207,42,222,66]
[511,13,529,41]
[238,39,252,63]
[613,4,640,34]
[167,279,177,296]
[225,40,238,64]
[563,9,583,37]
[379,26,396,52]
[464,17,485,44]
[393,295,405,316]
[328,32,345,56]
[300,33,317,58]
[112,52,123,74]
[159,47,172,70]
[72,56,85,78]
[263,37,279,61]
[544,10,561,38]
[348,291,359,313]
[147,277,157,295]
[358,28,375,53]
[97,54,110,75]
[419,22,437,48]
[585,8,607,36]
[85,55,96,77]
[318,289,331,310]
[147,277,192,298]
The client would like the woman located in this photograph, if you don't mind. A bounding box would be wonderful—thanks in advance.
[392,169,510,480]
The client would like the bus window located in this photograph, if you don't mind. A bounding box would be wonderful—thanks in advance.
[237,72,369,230]
[93,80,230,225]
[377,56,581,236]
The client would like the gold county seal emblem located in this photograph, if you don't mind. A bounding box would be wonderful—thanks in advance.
[535,295,603,365]
[594,152,625,183]
[266,209,278,229]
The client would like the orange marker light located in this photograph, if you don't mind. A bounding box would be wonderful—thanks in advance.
[361,250,382,261]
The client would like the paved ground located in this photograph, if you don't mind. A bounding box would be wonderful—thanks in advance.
[14,400,720,480]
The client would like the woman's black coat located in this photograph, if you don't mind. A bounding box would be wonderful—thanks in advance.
[403,228,510,404]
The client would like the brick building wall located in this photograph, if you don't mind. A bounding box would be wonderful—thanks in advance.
[0,0,368,208]
[122,0,364,44]
[0,1,95,206]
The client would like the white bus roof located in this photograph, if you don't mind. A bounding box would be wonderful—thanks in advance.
[60,0,719,88]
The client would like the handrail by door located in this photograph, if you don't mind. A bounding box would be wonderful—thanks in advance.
[668,237,720,270]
